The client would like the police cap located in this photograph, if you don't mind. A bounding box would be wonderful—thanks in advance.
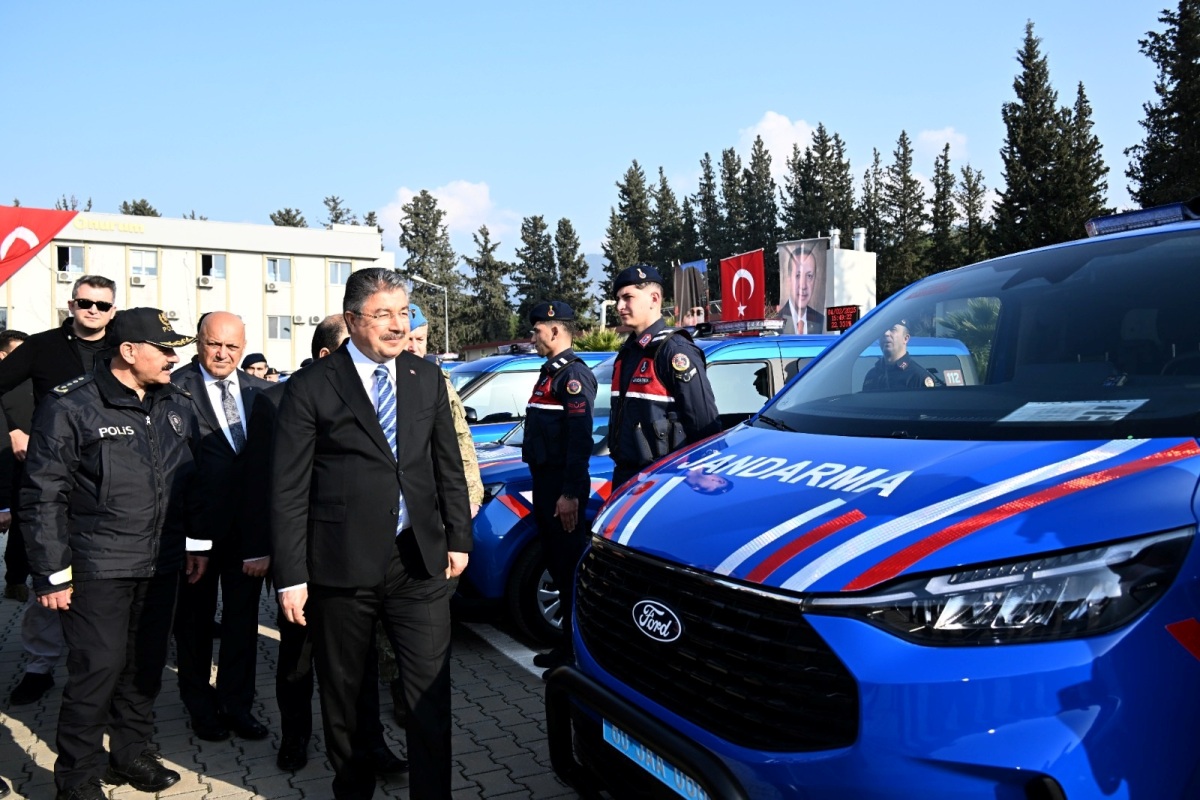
[613,264,663,293]
[529,301,575,324]
[108,308,195,349]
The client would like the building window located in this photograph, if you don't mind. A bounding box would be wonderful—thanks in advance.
[330,260,351,285]
[267,315,292,340]
[0,308,7,330]
[267,257,292,283]
[131,249,158,277]
[201,253,226,279]
[56,245,84,273]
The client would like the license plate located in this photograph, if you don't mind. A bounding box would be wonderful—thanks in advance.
[602,719,710,800]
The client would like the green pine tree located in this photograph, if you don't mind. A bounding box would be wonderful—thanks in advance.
[601,209,640,299]
[719,147,746,257]
[692,153,723,299]
[928,144,961,273]
[270,208,308,227]
[880,131,929,299]
[827,133,857,245]
[323,195,357,228]
[993,21,1062,255]
[616,160,654,265]
[679,197,702,264]
[462,225,515,343]
[119,199,160,217]
[1055,83,1110,238]
[857,149,886,255]
[512,215,558,324]
[1126,0,1200,207]
[742,136,780,306]
[554,218,595,327]
[54,194,92,211]
[398,190,462,352]
[780,141,820,239]
[956,165,991,264]
[649,167,684,291]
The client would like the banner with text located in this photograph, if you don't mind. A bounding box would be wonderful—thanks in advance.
[673,259,709,325]
[0,207,79,286]
[775,238,829,334]
[719,250,765,321]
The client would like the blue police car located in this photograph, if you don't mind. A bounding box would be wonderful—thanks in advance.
[547,200,1200,799]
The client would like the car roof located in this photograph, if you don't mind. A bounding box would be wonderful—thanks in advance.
[454,351,613,374]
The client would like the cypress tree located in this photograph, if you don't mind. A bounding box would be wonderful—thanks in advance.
[993,21,1062,255]
[693,153,723,299]
[462,225,514,344]
[742,136,781,305]
[857,149,886,255]
[649,167,684,291]
[616,160,654,265]
[512,215,558,325]
[928,143,961,273]
[719,147,746,257]
[880,131,929,299]
[679,197,702,264]
[1055,83,1110,238]
[827,133,857,245]
[554,218,595,326]
[780,142,820,240]
[956,165,991,264]
[398,190,463,352]
[1126,0,1200,207]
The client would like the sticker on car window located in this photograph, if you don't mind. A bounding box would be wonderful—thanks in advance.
[999,400,1147,423]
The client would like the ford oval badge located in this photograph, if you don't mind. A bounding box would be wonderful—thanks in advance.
[632,600,682,643]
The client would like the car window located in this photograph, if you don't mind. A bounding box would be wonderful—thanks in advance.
[461,371,536,424]
[450,368,484,392]
[709,361,774,417]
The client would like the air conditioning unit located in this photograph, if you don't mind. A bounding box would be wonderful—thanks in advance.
[55,271,75,284]
[291,315,305,325]
[130,275,145,287]
[308,315,322,325]
[197,276,214,288]
[166,310,179,320]
[265,282,279,293]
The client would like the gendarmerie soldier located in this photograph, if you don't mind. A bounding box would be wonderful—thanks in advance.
[522,301,597,676]
[861,319,937,391]
[608,265,719,491]
[21,308,205,800]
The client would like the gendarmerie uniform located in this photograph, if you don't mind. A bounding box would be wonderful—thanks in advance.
[861,354,937,391]
[522,302,596,657]
[608,266,719,492]
[21,308,201,798]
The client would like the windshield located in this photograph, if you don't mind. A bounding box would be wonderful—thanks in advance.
[762,228,1200,440]
[449,367,483,392]
[501,357,614,454]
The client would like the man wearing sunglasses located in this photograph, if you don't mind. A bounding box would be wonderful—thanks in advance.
[0,274,118,708]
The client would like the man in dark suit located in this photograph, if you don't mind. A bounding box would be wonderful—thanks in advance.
[171,311,272,742]
[271,268,472,800]
[778,241,826,335]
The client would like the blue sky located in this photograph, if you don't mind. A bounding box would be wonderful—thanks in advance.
[1,1,1168,272]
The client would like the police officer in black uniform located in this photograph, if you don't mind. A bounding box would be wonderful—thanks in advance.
[609,265,719,492]
[861,319,937,391]
[522,301,597,675]
[21,308,207,800]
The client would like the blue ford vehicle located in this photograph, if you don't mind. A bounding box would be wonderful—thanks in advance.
[452,351,614,443]
[548,202,1200,799]
[463,333,922,642]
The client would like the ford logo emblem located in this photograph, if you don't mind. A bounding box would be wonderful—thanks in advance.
[632,600,682,643]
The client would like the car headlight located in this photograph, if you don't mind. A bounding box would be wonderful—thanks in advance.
[482,482,506,504]
[806,528,1193,645]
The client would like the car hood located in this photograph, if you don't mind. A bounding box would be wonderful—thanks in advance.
[592,426,1200,594]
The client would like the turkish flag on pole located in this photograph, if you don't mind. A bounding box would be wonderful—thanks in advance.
[720,249,765,320]
[0,206,79,286]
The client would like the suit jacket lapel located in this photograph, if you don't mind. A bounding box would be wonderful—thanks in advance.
[327,348,397,464]
[185,366,224,435]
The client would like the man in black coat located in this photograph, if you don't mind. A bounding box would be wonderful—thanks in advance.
[0,275,118,707]
[170,311,272,742]
[271,268,472,800]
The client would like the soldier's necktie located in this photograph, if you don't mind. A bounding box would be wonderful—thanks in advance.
[375,365,405,534]
[217,379,246,453]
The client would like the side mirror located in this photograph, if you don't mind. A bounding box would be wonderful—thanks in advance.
[464,406,478,424]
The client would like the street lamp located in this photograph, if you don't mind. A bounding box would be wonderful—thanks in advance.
[408,274,449,354]
[600,299,617,329]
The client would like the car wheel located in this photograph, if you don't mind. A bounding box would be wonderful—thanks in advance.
[506,540,561,644]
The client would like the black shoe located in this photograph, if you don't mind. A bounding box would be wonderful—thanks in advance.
[369,744,409,776]
[190,713,230,741]
[532,648,571,669]
[219,709,269,740]
[276,735,309,771]
[1,776,10,798]
[10,671,54,705]
[55,778,105,800]
[106,750,180,792]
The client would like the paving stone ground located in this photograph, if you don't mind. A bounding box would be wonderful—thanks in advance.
[0,534,579,799]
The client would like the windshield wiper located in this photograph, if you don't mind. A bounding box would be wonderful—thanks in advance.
[754,414,797,432]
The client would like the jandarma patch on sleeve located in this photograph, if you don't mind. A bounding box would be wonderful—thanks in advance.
[566,379,582,395]
[671,353,691,372]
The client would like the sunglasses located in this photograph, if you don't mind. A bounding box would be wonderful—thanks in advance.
[73,299,114,312]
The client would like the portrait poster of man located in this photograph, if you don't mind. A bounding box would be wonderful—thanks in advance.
[776,239,829,335]
[674,259,709,326]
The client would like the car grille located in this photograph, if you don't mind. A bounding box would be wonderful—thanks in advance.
[576,538,859,752]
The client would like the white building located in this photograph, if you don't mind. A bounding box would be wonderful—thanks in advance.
[0,210,393,371]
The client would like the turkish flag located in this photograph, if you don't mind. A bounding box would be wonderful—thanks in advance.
[0,206,79,286]
[720,249,765,320]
